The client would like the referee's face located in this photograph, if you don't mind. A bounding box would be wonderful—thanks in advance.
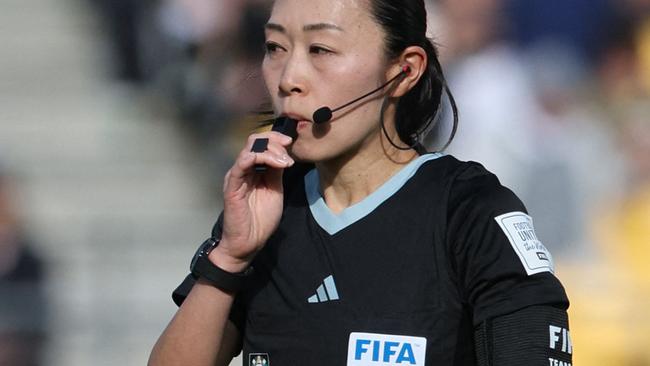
[262,0,393,163]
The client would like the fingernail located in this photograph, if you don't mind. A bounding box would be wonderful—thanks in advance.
[278,155,295,166]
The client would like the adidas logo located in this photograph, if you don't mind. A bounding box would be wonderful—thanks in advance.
[307,275,340,303]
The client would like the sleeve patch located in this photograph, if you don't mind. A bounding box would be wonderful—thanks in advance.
[494,212,555,276]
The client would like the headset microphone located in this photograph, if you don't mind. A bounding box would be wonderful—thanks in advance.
[252,65,411,173]
[312,65,411,124]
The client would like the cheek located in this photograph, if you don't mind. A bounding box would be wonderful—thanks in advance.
[323,49,386,103]
[262,60,279,101]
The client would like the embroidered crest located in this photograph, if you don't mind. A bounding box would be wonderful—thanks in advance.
[249,353,269,366]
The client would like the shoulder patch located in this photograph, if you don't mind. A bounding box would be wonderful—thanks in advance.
[494,212,555,275]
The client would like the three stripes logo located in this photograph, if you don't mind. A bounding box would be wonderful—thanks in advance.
[307,275,339,303]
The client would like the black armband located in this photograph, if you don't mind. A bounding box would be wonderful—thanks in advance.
[475,305,572,366]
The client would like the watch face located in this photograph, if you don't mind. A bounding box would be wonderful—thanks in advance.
[202,238,219,255]
[190,238,218,272]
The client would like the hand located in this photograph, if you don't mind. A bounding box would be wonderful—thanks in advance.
[211,131,295,272]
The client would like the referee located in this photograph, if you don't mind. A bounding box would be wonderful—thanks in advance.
[149,0,572,365]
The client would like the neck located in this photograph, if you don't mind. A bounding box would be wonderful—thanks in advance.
[315,130,418,214]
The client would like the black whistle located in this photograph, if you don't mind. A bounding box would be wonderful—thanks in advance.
[252,116,298,172]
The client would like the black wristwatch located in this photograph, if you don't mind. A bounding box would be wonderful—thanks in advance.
[190,237,254,293]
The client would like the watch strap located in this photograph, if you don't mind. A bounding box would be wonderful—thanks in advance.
[193,251,253,293]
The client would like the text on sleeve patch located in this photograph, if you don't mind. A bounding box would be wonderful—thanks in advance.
[494,212,555,275]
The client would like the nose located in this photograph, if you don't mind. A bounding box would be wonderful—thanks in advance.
[278,52,308,96]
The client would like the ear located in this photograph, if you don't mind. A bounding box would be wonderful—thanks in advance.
[389,45,428,98]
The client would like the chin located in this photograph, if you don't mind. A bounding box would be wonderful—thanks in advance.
[289,142,317,163]
[290,140,334,163]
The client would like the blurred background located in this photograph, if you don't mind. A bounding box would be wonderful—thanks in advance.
[0,0,648,364]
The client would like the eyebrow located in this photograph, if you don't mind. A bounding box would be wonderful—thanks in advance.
[265,22,344,33]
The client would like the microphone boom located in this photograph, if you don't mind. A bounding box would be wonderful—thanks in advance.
[312,65,410,124]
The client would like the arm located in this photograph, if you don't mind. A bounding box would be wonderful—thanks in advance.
[475,305,572,366]
[446,163,571,365]
[148,278,241,366]
[149,132,295,366]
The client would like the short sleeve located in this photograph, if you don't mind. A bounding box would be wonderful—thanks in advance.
[170,212,246,331]
[447,163,569,326]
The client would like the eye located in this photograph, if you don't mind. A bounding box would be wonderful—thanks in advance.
[264,42,285,54]
[309,45,333,55]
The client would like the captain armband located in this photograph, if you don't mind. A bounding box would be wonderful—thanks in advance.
[474,305,572,366]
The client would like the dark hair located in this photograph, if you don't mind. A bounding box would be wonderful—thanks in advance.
[255,0,457,152]
[369,0,458,152]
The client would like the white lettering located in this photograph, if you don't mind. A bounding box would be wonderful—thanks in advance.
[548,358,572,366]
[549,325,572,355]
[549,326,562,349]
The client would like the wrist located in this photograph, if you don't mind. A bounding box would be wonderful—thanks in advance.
[208,244,252,274]
[190,237,254,293]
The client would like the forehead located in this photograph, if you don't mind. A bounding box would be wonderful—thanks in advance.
[268,0,374,32]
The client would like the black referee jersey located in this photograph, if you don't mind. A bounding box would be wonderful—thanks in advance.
[173,153,569,366]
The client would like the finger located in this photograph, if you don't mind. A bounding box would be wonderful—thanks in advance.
[252,150,295,170]
[223,151,267,198]
[226,132,294,186]
[250,137,293,173]
[224,152,291,198]
[246,132,293,151]
[248,137,293,166]
[229,149,293,182]
[260,140,291,161]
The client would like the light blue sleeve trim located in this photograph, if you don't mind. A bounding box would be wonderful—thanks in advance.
[305,153,444,235]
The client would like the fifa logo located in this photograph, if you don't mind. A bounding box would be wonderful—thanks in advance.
[354,339,417,364]
[347,333,426,365]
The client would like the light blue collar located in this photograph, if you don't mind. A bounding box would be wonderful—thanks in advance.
[305,153,444,235]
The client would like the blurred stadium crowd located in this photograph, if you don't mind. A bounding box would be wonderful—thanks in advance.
[1,0,649,365]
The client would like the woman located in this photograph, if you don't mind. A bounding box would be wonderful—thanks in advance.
[149,0,572,365]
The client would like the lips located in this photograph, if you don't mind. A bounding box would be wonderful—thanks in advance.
[281,112,311,122]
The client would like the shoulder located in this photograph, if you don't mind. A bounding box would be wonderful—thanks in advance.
[436,158,569,323]
[413,154,523,211]
[439,156,526,217]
